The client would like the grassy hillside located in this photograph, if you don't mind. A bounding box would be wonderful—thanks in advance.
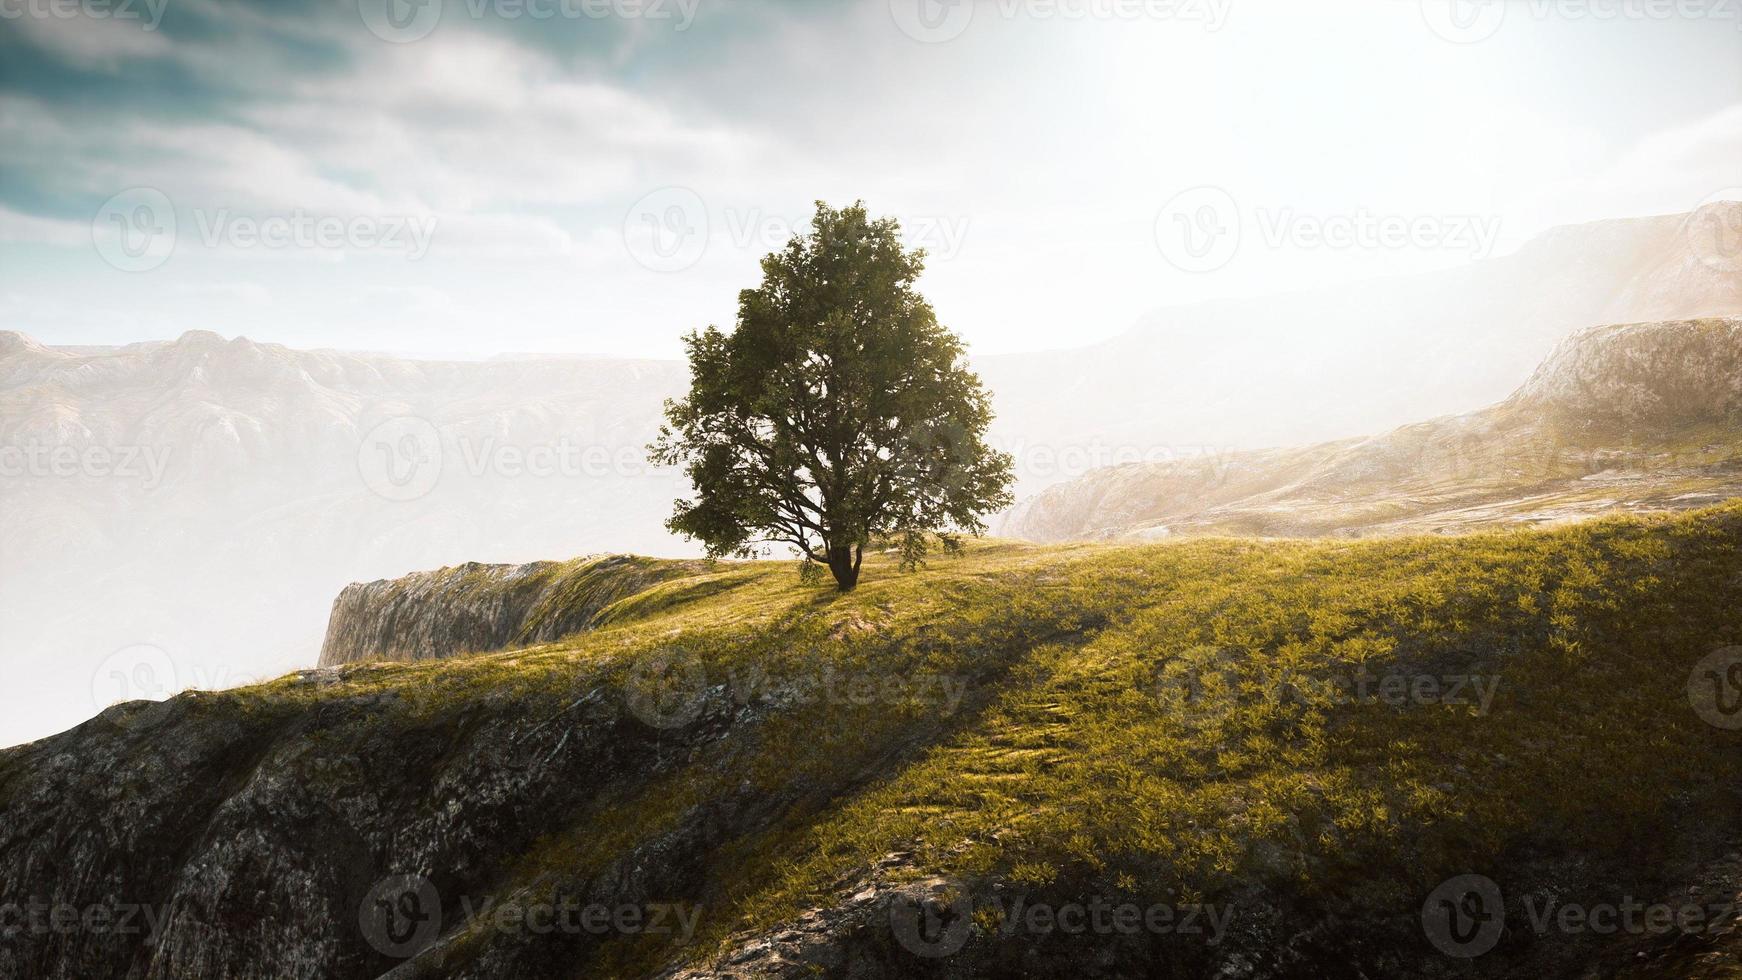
[4,506,1742,978]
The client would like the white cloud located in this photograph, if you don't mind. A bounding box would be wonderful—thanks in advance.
[5,1,1737,358]
[11,8,173,68]
[422,212,577,258]
[0,205,87,246]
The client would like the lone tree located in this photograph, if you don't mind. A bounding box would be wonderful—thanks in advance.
[650,201,1013,591]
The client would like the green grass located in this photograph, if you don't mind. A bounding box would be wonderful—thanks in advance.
[221,503,1742,975]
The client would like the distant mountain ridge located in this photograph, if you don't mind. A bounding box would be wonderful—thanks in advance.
[979,203,1742,482]
[2,203,1738,746]
[1000,316,1742,541]
[0,330,691,748]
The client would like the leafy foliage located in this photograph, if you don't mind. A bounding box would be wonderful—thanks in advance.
[650,201,1013,589]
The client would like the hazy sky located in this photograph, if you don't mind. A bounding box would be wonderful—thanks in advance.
[2,0,1738,357]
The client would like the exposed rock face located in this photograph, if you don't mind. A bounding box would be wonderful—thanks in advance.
[317,555,704,667]
[1507,318,1742,429]
[0,661,752,980]
[1001,317,1742,541]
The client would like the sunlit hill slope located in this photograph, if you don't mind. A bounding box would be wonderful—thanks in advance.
[3,504,1741,978]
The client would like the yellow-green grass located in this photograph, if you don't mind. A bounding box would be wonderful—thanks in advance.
[210,504,1742,974]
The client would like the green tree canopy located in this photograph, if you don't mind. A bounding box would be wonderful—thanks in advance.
[649,201,1014,590]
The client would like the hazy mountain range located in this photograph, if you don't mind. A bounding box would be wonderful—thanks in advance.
[1000,316,1742,541]
[976,201,1742,472]
[1,202,1738,747]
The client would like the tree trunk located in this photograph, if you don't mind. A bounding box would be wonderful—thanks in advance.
[826,544,862,591]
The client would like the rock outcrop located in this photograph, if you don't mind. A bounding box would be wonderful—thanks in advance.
[317,555,706,666]
[1505,317,1742,429]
